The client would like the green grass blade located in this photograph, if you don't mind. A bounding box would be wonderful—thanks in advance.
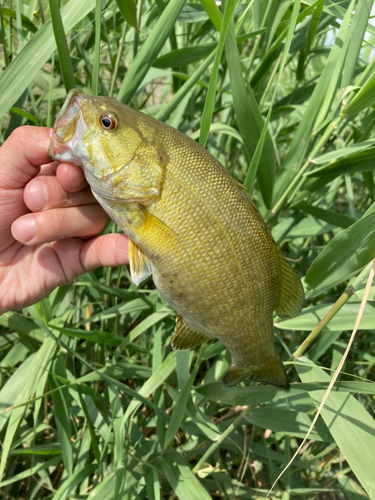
[49,353,73,476]
[244,0,300,201]
[343,71,375,116]
[153,44,215,69]
[340,0,373,88]
[163,360,199,449]
[198,0,222,30]
[273,0,355,205]
[155,51,215,121]
[91,0,101,95]
[122,351,177,423]
[305,205,375,290]
[307,147,375,178]
[297,203,356,229]
[199,0,236,147]
[117,0,187,104]
[49,0,75,92]
[297,358,375,500]
[0,0,95,119]
[225,25,275,208]
[160,450,212,500]
[276,301,375,332]
[115,0,137,29]
[0,336,57,482]
[52,464,97,500]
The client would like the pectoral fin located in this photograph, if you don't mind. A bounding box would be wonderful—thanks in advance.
[171,316,211,350]
[128,239,153,285]
[222,353,289,389]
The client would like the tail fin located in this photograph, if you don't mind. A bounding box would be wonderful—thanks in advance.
[276,252,304,320]
[222,355,289,389]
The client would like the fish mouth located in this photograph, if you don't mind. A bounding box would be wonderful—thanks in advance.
[48,89,89,164]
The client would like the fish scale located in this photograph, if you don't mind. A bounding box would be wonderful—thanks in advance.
[49,89,304,389]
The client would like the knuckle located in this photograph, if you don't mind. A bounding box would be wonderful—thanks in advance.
[8,126,30,146]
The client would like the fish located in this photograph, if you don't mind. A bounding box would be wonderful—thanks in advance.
[49,89,304,389]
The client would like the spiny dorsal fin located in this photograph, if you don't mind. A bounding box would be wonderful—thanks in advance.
[171,316,210,350]
[128,239,153,286]
[222,354,289,389]
[276,253,304,320]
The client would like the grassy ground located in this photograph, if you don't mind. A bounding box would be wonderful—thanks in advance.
[1,0,375,498]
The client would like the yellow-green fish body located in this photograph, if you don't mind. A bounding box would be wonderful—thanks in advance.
[50,89,304,388]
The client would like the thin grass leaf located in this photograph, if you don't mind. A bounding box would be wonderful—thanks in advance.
[0,336,57,481]
[1,7,37,33]
[163,357,200,449]
[296,202,356,229]
[244,0,300,201]
[312,139,375,165]
[155,51,215,121]
[52,464,97,500]
[276,301,375,331]
[160,450,212,500]
[226,25,276,208]
[115,0,138,29]
[305,205,375,290]
[49,0,75,92]
[198,0,222,30]
[343,70,375,116]
[91,0,101,95]
[153,44,216,69]
[199,0,236,147]
[117,0,187,103]
[297,358,375,500]
[49,353,73,476]
[122,351,177,423]
[0,0,95,119]
[273,0,356,206]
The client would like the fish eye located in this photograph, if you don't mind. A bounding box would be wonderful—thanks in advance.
[100,113,117,131]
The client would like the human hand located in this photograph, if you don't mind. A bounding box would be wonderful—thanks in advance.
[0,126,129,314]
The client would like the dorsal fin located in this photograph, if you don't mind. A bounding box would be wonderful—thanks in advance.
[275,253,304,320]
[171,316,211,350]
[128,239,153,286]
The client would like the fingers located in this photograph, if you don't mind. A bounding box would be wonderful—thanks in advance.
[24,175,95,212]
[11,204,108,245]
[33,233,128,286]
[55,162,87,192]
[50,233,129,280]
[81,233,129,271]
[0,126,52,189]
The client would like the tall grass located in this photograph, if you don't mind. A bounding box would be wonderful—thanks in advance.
[1,0,375,498]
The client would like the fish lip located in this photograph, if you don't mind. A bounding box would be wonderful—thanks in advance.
[48,89,88,164]
[54,89,84,132]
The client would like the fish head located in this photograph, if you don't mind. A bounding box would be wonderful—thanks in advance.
[49,89,165,203]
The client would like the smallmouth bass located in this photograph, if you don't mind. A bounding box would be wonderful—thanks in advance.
[49,89,304,389]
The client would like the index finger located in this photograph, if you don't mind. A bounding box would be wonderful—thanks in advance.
[0,126,52,190]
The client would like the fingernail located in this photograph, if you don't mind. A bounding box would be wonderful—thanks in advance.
[12,217,37,243]
[27,179,48,211]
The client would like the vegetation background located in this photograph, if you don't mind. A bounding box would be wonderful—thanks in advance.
[1,0,375,498]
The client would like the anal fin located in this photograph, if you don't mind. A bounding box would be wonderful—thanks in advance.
[171,316,211,350]
[222,354,289,389]
[128,239,153,286]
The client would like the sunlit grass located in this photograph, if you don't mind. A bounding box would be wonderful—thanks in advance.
[1,1,375,498]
